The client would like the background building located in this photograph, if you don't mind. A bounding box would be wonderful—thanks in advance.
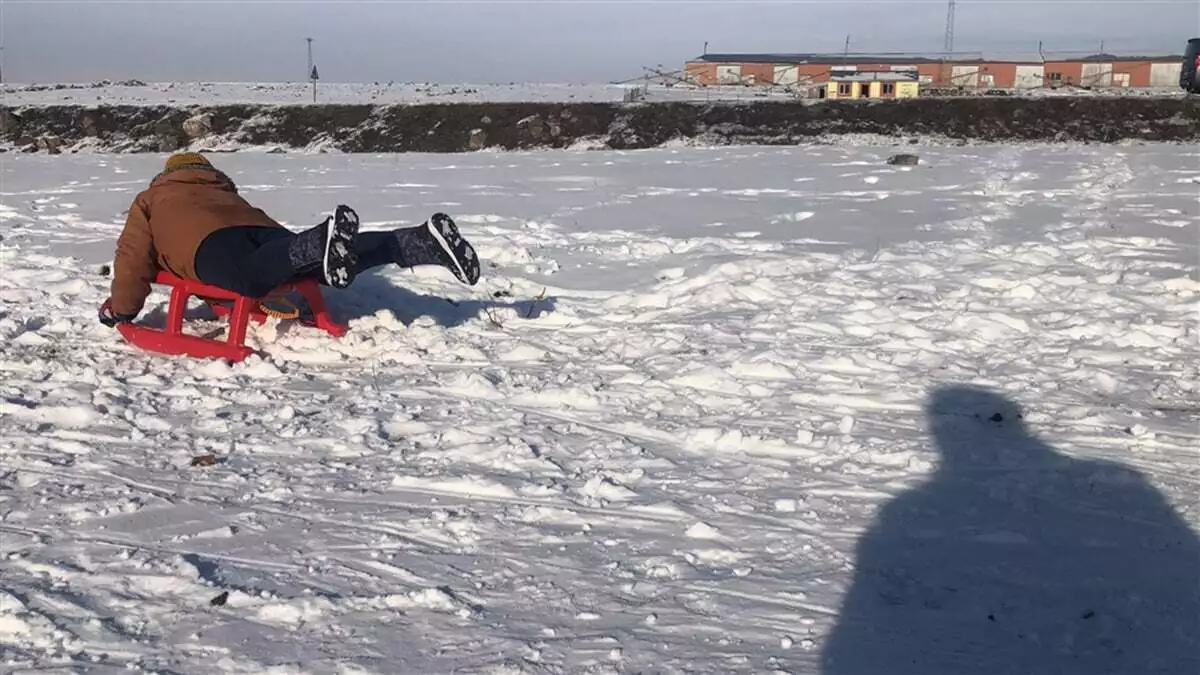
[825,70,920,99]
[684,52,1185,90]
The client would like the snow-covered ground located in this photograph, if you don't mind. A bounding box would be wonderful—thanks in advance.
[2,80,1184,107]
[0,81,627,106]
[0,81,798,107]
[1,143,1198,674]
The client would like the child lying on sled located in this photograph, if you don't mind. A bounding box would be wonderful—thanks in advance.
[100,152,480,326]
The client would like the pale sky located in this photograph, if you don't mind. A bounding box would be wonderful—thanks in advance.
[1,1,1194,83]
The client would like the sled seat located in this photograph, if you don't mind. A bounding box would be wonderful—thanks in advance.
[117,270,346,363]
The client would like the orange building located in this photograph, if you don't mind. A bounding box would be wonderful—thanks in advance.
[1045,55,1186,87]
[685,53,1184,90]
[1042,60,1085,86]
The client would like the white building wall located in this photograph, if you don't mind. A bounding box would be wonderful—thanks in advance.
[951,65,980,87]
[716,65,743,85]
[1014,65,1045,88]
[774,65,799,85]
[1150,62,1182,86]
[1081,63,1112,87]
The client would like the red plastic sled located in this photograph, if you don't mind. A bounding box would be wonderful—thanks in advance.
[117,271,346,362]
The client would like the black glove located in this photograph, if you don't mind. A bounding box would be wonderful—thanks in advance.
[98,299,135,327]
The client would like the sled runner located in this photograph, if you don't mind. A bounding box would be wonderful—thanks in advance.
[117,270,346,362]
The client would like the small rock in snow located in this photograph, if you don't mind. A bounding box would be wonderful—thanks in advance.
[1126,424,1151,437]
[685,522,720,539]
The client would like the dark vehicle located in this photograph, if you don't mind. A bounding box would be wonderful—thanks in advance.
[1184,38,1200,93]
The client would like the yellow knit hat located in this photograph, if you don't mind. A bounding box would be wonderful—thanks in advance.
[164,152,212,172]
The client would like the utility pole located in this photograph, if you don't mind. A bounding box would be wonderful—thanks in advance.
[843,34,851,63]
[942,0,957,86]
[306,37,313,80]
[943,0,956,55]
[0,46,5,85]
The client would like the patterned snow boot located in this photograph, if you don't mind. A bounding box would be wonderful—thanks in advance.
[393,213,481,286]
[288,204,360,288]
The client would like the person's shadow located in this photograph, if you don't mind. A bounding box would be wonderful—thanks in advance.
[329,270,557,328]
[821,385,1200,675]
[131,270,557,345]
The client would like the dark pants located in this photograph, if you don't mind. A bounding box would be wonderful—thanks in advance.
[194,226,396,298]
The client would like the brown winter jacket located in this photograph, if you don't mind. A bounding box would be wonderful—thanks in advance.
[111,166,284,316]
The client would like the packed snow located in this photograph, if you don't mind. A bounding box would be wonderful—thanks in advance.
[1,143,1198,674]
[2,80,1184,108]
[0,81,799,107]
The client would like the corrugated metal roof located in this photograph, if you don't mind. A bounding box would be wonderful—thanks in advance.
[1053,53,1185,62]
[830,72,921,82]
[696,53,951,65]
[694,52,1182,65]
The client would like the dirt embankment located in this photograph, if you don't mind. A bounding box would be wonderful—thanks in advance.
[2,97,1197,154]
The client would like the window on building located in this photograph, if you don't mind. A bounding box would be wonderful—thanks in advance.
[1047,72,1063,82]
[838,82,853,96]
[882,83,896,96]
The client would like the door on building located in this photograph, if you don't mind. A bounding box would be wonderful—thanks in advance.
[951,65,980,88]
[1081,63,1111,87]
[980,74,995,88]
[716,65,742,85]
[774,65,799,86]
[1114,72,1131,87]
